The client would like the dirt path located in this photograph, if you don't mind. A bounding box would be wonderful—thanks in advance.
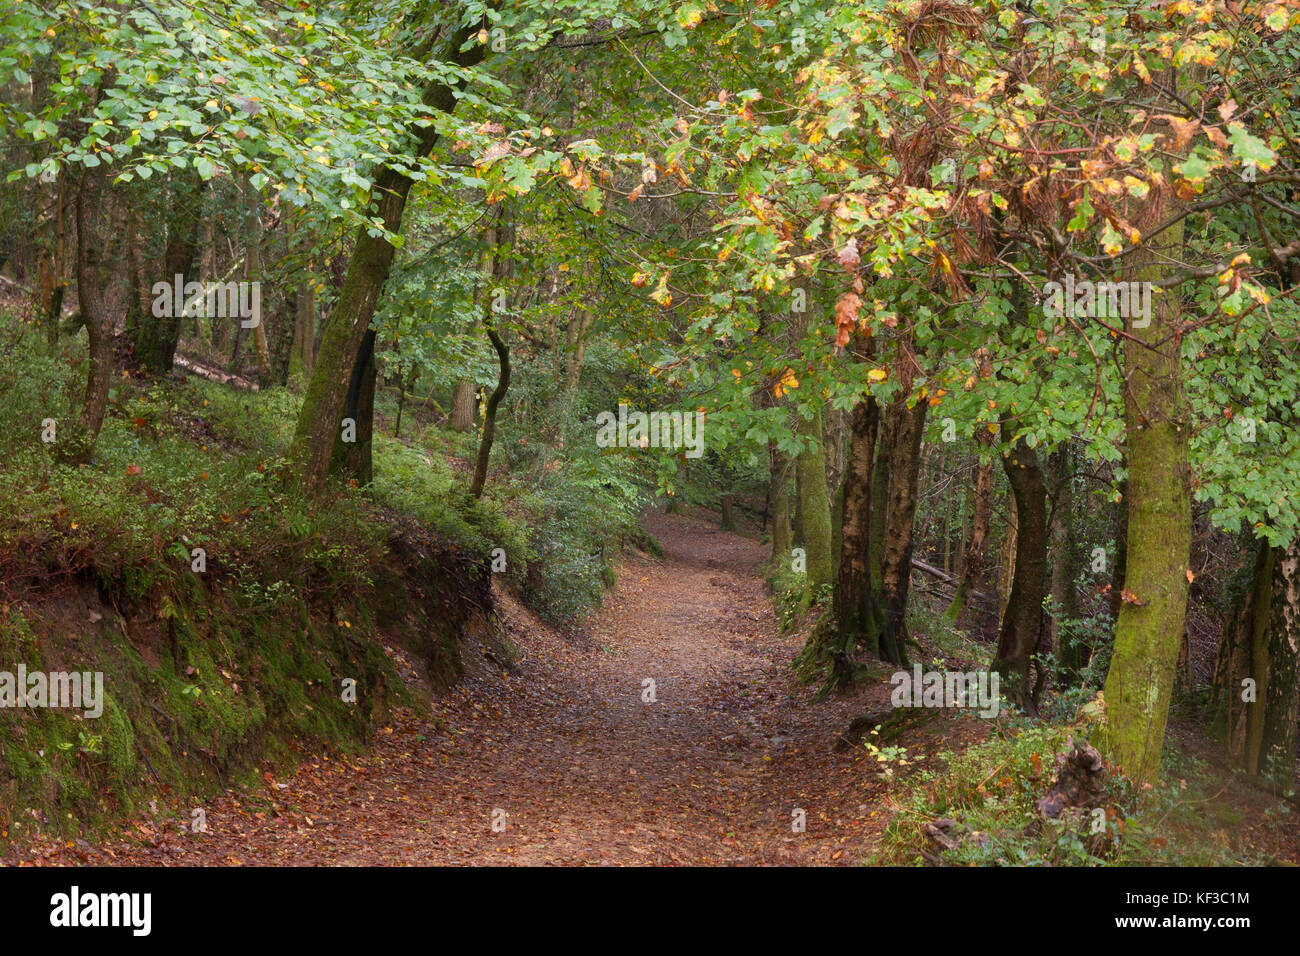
[53,511,901,866]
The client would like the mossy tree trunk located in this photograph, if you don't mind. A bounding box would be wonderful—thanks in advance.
[291,23,484,493]
[795,402,834,591]
[1100,145,1194,785]
[831,390,891,674]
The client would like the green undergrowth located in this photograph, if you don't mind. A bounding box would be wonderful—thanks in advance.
[874,717,1276,866]
[375,408,648,625]
[0,323,646,847]
[0,335,489,850]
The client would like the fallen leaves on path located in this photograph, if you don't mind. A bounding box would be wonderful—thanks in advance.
[18,511,920,866]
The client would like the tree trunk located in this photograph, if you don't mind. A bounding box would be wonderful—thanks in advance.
[795,403,834,590]
[945,440,993,623]
[329,327,376,484]
[246,202,272,384]
[64,163,113,465]
[1214,539,1300,784]
[991,433,1049,710]
[469,218,512,499]
[1211,540,1269,769]
[1049,444,1084,677]
[878,397,926,665]
[45,168,67,349]
[1101,146,1195,786]
[868,405,893,593]
[719,494,736,531]
[1261,540,1300,783]
[123,207,144,338]
[135,168,203,374]
[450,379,476,431]
[269,286,296,387]
[291,24,484,492]
[769,440,792,567]
[296,275,317,375]
[563,267,594,398]
[831,392,892,672]
[470,329,509,499]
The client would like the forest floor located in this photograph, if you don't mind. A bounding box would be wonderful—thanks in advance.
[20,509,991,866]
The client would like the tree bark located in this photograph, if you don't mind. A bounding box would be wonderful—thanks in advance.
[831,392,892,671]
[450,379,476,431]
[991,433,1049,710]
[878,397,926,665]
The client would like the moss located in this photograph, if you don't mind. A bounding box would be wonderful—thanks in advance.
[0,575,417,854]
[796,405,834,590]
[0,328,490,854]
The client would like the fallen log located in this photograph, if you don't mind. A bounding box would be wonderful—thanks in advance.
[173,353,259,391]
[835,706,937,751]
[910,558,993,604]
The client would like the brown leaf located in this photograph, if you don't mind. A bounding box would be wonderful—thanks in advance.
[837,238,861,272]
[835,292,862,347]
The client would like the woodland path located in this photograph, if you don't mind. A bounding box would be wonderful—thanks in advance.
[54,510,902,865]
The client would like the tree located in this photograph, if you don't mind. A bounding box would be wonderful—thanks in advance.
[291,16,487,491]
